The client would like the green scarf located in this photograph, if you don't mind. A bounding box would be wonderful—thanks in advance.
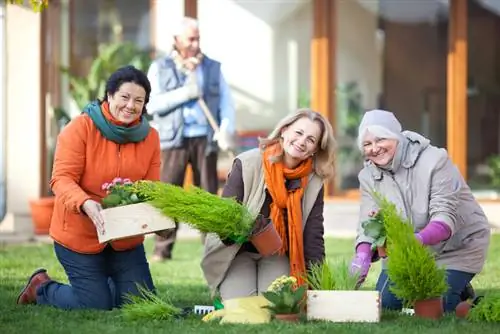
[82,101,150,144]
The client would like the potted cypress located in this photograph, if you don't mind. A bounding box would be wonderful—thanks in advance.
[376,195,448,319]
[100,179,282,255]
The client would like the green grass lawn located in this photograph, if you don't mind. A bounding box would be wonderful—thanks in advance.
[1,235,499,333]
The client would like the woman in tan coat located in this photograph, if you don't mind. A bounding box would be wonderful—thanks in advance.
[351,109,491,312]
[201,109,336,300]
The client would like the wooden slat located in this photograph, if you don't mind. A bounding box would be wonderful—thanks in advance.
[183,0,197,188]
[184,0,197,18]
[447,0,468,178]
[311,0,336,196]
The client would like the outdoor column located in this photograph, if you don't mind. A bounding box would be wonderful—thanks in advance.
[185,0,197,18]
[311,0,336,196]
[447,0,468,178]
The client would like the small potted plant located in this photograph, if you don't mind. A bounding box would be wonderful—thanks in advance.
[458,293,499,322]
[361,210,387,257]
[377,195,448,320]
[305,259,381,322]
[101,180,282,255]
[262,275,306,322]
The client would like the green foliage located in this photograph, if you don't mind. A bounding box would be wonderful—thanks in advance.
[305,259,360,291]
[297,89,310,108]
[467,293,500,323]
[121,284,181,321]
[361,211,387,251]
[101,178,145,209]
[124,181,256,241]
[61,42,153,110]
[373,193,448,305]
[9,0,48,12]
[262,276,306,315]
[487,155,500,190]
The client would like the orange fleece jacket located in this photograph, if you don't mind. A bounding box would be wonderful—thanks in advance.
[49,112,161,254]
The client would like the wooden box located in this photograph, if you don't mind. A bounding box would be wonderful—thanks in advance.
[99,202,176,243]
[306,290,381,323]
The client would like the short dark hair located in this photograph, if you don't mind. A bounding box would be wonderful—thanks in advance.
[101,65,151,114]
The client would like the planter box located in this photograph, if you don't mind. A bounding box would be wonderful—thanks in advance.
[99,202,176,243]
[307,290,381,323]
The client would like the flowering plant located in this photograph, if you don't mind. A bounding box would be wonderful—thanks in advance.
[262,275,306,315]
[101,177,146,209]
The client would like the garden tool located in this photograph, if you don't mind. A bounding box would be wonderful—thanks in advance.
[197,98,236,159]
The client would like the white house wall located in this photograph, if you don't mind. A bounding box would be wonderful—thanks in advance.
[0,5,42,233]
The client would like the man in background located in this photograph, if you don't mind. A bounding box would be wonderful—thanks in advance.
[146,17,236,262]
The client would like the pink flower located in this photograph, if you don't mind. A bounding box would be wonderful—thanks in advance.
[112,177,123,185]
[123,178,133,185]
[101,182,110,191]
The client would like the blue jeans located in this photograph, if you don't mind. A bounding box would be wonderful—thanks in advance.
[376,269,475,312]
[36,242,155,310]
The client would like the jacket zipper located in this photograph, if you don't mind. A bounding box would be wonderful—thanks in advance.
[388,172,411,222]
[117,145,122,177]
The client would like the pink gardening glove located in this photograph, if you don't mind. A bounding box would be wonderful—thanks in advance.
[415,220,452,246]
[350,243,373,287]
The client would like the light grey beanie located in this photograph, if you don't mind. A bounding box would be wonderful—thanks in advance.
[357,109,403,150]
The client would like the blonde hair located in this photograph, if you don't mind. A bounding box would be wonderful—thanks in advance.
[259,108,337,180]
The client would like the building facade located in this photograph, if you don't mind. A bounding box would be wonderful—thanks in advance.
[1,0,500,234]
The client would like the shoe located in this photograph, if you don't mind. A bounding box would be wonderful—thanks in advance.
[17,268,51,305]
[460,282,476,301]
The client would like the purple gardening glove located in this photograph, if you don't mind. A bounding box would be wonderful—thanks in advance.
[415,220,452,246]
[350,243,374,288]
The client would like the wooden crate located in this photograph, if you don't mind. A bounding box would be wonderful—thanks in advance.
[307,290,381,322]
[99,202,176,243]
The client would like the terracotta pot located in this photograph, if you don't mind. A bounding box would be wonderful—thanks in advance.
[29,197,55,235]
[414,297,444,320]
[377,246,387,258]
[274,313,300,322]
[249,222,282,256]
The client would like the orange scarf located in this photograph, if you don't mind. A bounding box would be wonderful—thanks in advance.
[262,143,313,285]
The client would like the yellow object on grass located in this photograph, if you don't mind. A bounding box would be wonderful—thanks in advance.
[202,296,271,324]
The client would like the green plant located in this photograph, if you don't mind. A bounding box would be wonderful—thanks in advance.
[9,0,48,12]
[297,89,310,108]
[121,284,181,321]
[306,259,360,291]
[262,276,306,315]
[61,41,153,110]
[374,193,448,305]
[487,155,500,190]
[101,178,146,208]
[361,211,387,252]
[102,180,256,243]
[467,293,500,323]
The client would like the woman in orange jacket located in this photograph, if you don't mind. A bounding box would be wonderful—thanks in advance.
[16,65,162,310]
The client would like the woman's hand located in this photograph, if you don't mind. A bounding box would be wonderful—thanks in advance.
[82,199,105,235]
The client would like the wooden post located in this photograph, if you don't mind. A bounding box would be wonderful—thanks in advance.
[311,0,336,196]
[183,0,198,187]
[184,0,197,18]
[447,0,468,178]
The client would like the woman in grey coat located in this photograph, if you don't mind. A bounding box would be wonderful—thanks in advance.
[351,109,491,313]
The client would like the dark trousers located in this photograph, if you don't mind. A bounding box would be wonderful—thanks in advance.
[153,136,218,259]
[36,242,155,310]
[376,269,475,312]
